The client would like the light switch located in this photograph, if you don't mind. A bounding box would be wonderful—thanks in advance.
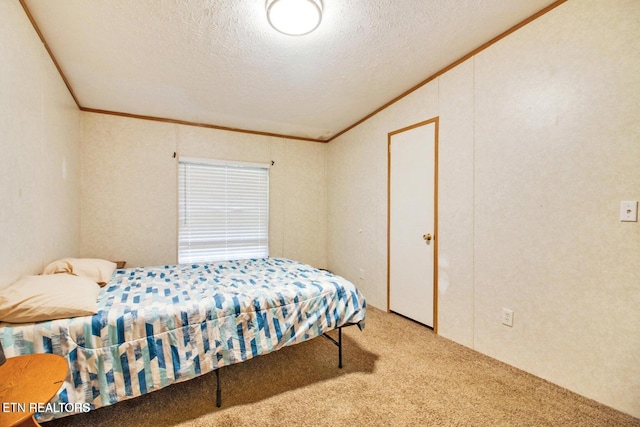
[620,201,638,222]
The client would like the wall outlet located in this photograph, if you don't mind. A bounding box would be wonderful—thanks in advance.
[358,268,364,280]
[502,308,514,327]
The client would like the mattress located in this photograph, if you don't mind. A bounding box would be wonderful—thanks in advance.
[0,257,366,421]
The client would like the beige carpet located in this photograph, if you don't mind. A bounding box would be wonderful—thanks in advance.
[44,306,639,427]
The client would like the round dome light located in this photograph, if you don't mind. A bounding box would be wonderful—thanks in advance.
[266,0,323,36]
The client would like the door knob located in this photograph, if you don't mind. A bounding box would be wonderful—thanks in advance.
[423,234,432,242]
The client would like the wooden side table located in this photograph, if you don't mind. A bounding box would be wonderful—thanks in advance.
[0,354,68,427]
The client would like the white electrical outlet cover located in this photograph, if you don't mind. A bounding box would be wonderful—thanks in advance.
[502,308,513,327]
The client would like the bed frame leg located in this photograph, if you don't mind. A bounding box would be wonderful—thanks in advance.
[215,369,222,408]
[322,324,356,368]
[338,327,343,369]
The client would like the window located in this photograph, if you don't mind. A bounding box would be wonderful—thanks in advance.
[178,157,269,263]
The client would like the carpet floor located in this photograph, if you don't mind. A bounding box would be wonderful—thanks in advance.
[44,306,639,426]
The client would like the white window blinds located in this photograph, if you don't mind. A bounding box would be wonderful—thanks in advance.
[178,157,269,263]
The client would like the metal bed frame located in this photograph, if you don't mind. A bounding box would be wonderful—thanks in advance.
[214,322,359,407]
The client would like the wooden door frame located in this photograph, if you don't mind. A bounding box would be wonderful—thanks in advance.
[387,116,439,333]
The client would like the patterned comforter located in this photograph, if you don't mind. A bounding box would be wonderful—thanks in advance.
[0,258,366,420]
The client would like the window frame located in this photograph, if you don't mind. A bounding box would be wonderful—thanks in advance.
[177,156,270,264]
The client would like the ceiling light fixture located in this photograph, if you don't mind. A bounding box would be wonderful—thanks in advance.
[266,0,323,36]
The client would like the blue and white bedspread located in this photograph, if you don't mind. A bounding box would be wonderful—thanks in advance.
[0,258,366,420]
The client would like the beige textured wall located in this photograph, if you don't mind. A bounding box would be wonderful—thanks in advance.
[0,0,81,289]
[327,0,640,418]
[80,113,327,269]
[473,0,640,416]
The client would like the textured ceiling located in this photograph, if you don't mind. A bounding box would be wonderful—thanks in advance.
[22,0,559,141]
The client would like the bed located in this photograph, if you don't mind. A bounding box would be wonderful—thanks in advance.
[0,257,366,422]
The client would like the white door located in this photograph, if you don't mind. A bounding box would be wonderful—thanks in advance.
[388,119,437,328]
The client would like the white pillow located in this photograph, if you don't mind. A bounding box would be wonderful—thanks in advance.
[43,258,116,286]
[0,274,100,323]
